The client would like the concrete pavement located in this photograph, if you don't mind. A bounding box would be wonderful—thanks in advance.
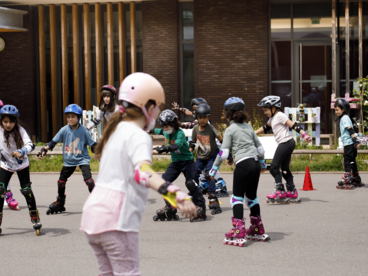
[1,173,368,276]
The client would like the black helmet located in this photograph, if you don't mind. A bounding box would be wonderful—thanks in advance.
[224,97,245,112]
[334,98,350,115]
[191,98,207,107]
[257,96,281,108]
[158,109,178,126]
[195,103,211,117]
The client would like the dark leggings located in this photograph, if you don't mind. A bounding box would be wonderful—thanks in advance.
[0,166,37,213]
[58,165,93,198]
[233,158,261,219]
[270,139,295,185]
[343,144,358,173]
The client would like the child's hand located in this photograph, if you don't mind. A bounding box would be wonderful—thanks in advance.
[177,200,197,218]
[171,102,180,110]
[152,149,158,154]
[261,168,267,174]
[12,151,22,158]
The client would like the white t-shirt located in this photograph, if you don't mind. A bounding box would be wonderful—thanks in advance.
[0,126,34,172]
[267,112,293,145]
[80,122,152,234]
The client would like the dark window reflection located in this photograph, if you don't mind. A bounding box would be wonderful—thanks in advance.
[271,41,291,81]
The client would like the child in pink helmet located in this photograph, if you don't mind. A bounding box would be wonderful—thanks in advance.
[87,85,119,130]
[0,100,19,211]
[80,73,196,276]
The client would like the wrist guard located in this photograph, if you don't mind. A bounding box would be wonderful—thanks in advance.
[209,166,220,177]
[228,153,234,163]
[263,124,272,134]
[352,137,360,147]
[189,141,196,150]
[91,143,97,154]
[168,144,181,154]
[154,145,169,154]
[158,182,191,209]
[37,147,48,157]
[302,132,312,143]
[46,140,57,151]
[259,159,267,169]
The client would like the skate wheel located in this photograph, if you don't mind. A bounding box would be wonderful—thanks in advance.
[174,215,179,221]
[160,217,165,221]
[153,216,158,221]
[16,206,20,211]
[167,217,172,221]
[62,207,66,211]
[211,210,216,215]
[36,229,40,236]
[190,218,193,223]
[46,210,51,215]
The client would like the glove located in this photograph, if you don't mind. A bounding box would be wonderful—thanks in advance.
[37,147,48,158]
[154,145,169,154]
[158,182,192,209]
[302,133,311,143]
[259,159,267,169]
[352,137,360,148]
[209,166,219,178]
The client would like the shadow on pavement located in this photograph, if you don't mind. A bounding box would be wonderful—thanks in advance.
[299,197,328,203]
[5,227,71,237]
[147,198,157,205]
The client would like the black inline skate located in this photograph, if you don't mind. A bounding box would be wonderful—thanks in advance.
[30,210,42,236]
[215,178,229,197]
[352,172,365,188]
[153,202,179,221]
[208,193,222,215]
[337,173,354,190]
[46,195,66,215]
[190,204,207,222]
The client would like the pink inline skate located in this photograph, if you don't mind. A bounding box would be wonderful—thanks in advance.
[5,191,20,211]
[245,215,270,242]
[286,183,300,203]
[223,217,246,247]
[266,183,288,204]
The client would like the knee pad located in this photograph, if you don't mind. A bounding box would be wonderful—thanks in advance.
[231,195,244,207]
[85,178,95,191]
[0,182,5,198]
[58,180,66,189]
[185,180,197,193]
[245,196,259,208]
[20,182,33,197]
[269,164,280,178]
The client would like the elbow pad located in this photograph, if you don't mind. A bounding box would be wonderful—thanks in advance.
[134,163,155,188]
[168,144,181,154]
[292,122,302,134]
[217,148,230,161]
[348,128,355,136]
[46,140,57,151]
[263,124,272,134]
[189,141,196,150]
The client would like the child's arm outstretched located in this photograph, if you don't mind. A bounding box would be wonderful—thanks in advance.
[172,102,193,117]
[285,120,311,143]
[255,123,271,135]
[135,161,197,218]
[154,130,186,155]
[37,129,64,159]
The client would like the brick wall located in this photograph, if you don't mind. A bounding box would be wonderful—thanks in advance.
[141,0,180,111]
[194,0,269,124]
[0,6,38,138]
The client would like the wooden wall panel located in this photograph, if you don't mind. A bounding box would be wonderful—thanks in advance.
[61,4,69,125]
[49,5,58,135]
[119,2,125,83]
[95,3,103,101]
[130,2,136,73]
[107,2,114,85]
[84,3,92,110]
[38,5,47,141]
[73,4,80,105]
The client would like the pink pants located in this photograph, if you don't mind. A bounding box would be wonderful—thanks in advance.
[86,231,140,276]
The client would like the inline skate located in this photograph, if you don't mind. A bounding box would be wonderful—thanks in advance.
[208,193,222,215]
[153,202,179,221]
[336,173,354,190]
[286,183,300,203]
[245,215,270,242]
[5,191,20,210]
[266,183,288,204]
[30,210,42,236]
[223,217,246,247]
[215,178,229,197]
[351,172,365,188]
[46,195,66,215]
[190,204,207,222]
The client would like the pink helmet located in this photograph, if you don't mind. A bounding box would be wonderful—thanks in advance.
[119,72,165,125]
[0,100,3,107]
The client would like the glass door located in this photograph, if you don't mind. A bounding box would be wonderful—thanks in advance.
[293,41,332,134]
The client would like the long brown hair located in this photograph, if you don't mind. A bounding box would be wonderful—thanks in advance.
[94,100,156,160]
[0,116,25,149]
[99,90,117,113]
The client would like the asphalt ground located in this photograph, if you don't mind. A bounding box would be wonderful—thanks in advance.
[1,172,368,276]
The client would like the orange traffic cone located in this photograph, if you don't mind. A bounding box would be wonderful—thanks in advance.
[300,166,316,191]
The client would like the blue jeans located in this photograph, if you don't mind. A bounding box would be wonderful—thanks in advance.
[195,148,219,193]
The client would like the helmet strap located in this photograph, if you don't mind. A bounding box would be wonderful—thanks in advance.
[270,107,277,117]
[142,105,159,129]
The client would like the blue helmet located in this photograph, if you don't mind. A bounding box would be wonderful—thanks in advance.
[0,105,19,118]
[64,104,82,117]
[224,97,245,112]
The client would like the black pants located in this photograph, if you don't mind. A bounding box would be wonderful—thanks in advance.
[58,165,93,198]
[270,139,295,185]
[233,158,261,219]
[0,166,37,213]
[162,160,205,206]
[343,144,358,173]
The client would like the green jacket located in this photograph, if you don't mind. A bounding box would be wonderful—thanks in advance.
[154,128,193,162]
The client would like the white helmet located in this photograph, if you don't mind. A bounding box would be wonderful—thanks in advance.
[257,96,281,108]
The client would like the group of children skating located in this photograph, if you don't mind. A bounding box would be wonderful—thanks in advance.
[0,72,363,275]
